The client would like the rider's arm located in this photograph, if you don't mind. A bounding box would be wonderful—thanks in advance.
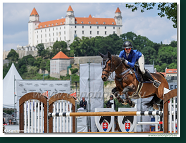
[119,50,124,58]
[126,55,137,68]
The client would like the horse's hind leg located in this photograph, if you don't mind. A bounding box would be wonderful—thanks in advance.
[144,94,161,110]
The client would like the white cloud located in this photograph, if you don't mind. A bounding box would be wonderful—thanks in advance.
[122,15,177,43]
[3,31,28,51]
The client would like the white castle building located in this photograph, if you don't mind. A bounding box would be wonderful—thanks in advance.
[28,5,122,49]
[3,5,122,60]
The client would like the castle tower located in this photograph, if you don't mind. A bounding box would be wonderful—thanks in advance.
[28,8,40,46]
[114,7,122,36]
[65,5,75,25]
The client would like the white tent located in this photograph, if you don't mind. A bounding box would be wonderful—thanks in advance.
[3,63,22,108]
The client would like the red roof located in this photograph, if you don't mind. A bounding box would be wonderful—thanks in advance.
[30,8,39,16]
[115,7,121,13]
[36,6,117,29]
[165,69,177,74]
[67,5,73,11]
[52,51,70,59]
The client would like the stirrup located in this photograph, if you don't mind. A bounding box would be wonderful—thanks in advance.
[153,80,161,88]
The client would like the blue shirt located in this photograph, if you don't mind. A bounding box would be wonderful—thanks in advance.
[119,49,142,68]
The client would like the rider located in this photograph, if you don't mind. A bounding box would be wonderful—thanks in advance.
[119,41,160,88]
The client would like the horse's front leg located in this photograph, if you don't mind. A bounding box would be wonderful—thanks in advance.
[112,87,119,97]
[122,84,135,94]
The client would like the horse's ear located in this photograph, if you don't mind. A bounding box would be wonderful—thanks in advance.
[99,52,104,58]
[108,51,111,59]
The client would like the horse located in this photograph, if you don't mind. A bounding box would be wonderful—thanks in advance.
[99,51,169,110]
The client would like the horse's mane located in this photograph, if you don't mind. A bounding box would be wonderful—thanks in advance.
[111,55,130,68]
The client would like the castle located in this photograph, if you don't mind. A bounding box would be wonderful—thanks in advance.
[3,5,122,59]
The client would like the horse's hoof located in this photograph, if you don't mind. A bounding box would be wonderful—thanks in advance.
[153,104,159,110]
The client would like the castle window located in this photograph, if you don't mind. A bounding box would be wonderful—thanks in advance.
[56,28,58,30]
[96,22,98,24]
[97,26,99,29]
[53,33,54,36]
[45,34,47,37]
[52,24,54,26]
[64,26,65,29]
[97,31,99,35]
[75,30,76,34]
[90,26,91,29]
[113,31,115,34]
[82,31,84,34]
[53,28,54,31]
[75,26,76,28]
[81,21,83,24]
[59,32,61,36]
[105,31,107,35]
[64,31,66,34]
[56,23,58,25]
[60,22,62,24]
[112,22,114,24]
[56,32,58,36]
[82,26,84,28]
[40,26,42,28]
[105,26,106,29]
[45,25,46,27]
[113,27,115,29]
[119,27,120,29]
[75,21,77,24]
[89,22,91,24]
[90,31,92,34]
[49,24,50,26]
[103,22,105,24]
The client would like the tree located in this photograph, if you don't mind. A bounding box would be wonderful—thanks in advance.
[52,41,68,57]
[126,3,177,28]
[45,60,50,73]
[40,60,46,72]
[6,49,19,62]
[36,43,45,57]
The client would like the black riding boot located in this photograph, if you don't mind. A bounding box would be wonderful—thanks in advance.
[143,71,161,88]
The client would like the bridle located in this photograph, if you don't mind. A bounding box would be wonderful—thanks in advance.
[102,56,133,79]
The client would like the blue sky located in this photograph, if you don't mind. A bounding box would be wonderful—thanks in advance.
[3,2,178,51]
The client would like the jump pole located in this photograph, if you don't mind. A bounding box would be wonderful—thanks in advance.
[48,111,163,117]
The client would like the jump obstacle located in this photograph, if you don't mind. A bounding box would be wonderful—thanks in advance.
[19,88,177,133]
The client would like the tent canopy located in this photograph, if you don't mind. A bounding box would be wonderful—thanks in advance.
[3,63,22,108]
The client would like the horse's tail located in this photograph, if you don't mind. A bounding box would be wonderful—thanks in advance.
[144,94,161,108]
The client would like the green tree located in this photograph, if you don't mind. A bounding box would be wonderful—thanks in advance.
[36,43,45,57]
[40,60,46,72]
[27,65,39,75]
[126,3,177,28]
[52,41,68,57]
[45,60,50,73]
[141,46,156,64]
[6,49,19,62]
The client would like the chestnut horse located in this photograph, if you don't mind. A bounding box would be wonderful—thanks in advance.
[100,52,169,110]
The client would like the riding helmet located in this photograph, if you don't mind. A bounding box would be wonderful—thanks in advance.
[122,41,133,49]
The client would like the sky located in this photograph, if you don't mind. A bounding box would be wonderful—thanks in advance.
[2,1,178,51]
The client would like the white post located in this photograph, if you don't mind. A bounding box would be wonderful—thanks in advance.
[57,101,59,132]
[173,97,176,133]
[38,101,40,133]
[60,101,62,132]
[34,100,37,133]
[66,101,68,132]
[31,100,33,133]
[169,99,172,133]
[155,109,158,131]
[69,103,72,132]
[63,100,65,132]
[28,100,30,133]
[24,101,27,133]
[53,103,56,132]
[41,102,43,133]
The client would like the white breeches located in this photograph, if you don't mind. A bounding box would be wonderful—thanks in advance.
[138,54,145,74]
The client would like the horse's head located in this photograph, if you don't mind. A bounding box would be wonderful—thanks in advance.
[99,51,113,81]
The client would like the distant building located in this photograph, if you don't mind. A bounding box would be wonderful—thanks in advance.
[50,51,71,78]
[28,5,122,49]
